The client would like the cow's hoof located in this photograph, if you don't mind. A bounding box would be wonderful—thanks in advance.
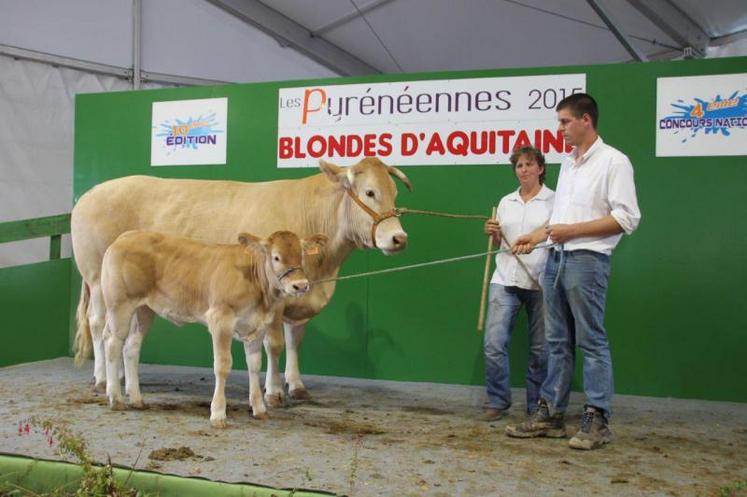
[130,400,148,410]
[253,410,269,420]
[288,388,311,400]
[210,417,227,429]
[92,382,106,394]
[109,399,126,411]
[264,393,284,408]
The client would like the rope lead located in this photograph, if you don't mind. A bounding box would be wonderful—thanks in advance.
[314,242,556,284]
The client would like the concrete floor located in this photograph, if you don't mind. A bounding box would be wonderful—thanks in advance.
[1,358,745,497]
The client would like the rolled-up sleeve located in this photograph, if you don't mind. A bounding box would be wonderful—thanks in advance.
[608,157,641,235]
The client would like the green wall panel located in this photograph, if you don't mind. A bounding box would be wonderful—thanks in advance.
[73,57,747,402]
[1,259,71,367]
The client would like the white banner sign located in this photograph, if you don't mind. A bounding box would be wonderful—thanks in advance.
[151,97,228,166]
[656,73,747,157]
[277,74,586,167]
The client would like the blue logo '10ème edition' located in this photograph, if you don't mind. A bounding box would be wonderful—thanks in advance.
[157,113,224,149]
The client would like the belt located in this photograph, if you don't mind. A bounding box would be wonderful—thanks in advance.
[550,248,605,261]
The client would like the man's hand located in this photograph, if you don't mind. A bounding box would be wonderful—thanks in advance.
[512,234,535,254]
[484,219,501,244]
[511,225,550,254]
[546,224,579,244]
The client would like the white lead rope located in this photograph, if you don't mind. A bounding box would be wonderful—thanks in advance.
[313,242,557,285]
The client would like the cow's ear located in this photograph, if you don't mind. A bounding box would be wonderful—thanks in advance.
[303,234,328,256]
[320,160,352,190]
[238,232,261,248]
[344,168,355,190]
[388,165,413,192]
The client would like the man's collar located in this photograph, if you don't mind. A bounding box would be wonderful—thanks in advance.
[571,135,604,165]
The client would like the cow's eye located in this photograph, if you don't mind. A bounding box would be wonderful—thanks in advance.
[365,190,375,198]
[273,256,280,262]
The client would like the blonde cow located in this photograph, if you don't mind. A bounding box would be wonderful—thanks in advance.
[72,158,412,406]
[101,230,325,427]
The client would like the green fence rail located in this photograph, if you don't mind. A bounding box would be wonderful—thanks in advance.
[0,214,71,259]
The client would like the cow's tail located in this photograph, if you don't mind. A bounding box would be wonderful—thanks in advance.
[73,281,92,367]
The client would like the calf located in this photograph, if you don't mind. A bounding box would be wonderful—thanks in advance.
[100,229,325,428]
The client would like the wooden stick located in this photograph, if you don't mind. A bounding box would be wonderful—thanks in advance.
[477,207,497,332]
[500,232,540,289]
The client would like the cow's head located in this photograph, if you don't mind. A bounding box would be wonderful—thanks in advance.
[239,231,326,297]
[320,157,411,255]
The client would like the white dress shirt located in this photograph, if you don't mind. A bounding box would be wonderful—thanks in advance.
[550,137,641,255]
[491,184,555,290]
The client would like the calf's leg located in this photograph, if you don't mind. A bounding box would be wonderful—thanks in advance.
[263,323,285,407]
[104,304,136,410]
[123,306,154,409]
[207,309,236,428]
[244,336,268,419]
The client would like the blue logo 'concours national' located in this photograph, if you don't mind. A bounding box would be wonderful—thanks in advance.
[658,91,747,142]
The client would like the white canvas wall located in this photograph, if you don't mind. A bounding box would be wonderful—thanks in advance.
[0,56,137,267]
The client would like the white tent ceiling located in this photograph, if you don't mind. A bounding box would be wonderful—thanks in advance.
[209,0,747,76]
[253,0,688,72]
[1,0,745,84]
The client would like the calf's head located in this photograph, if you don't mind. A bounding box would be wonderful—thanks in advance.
[238,231,327,297]
[320,157,411,255]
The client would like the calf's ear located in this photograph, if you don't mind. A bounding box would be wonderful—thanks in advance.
[309,234,328,247]
[238,232,261,247]
[303,234,328,256]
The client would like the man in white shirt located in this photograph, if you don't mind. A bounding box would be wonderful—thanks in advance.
[505,93,641,450]
[481,146,554,421]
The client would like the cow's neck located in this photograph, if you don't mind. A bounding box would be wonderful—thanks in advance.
[279,174,373,321]
[299,174,360,272]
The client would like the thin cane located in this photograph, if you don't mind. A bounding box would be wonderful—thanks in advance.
[477,207,497,332]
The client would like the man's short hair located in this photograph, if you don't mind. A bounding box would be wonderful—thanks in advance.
[556,93,598,129]
[509,145,546,185]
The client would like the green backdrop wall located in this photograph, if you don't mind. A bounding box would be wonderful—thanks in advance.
[72,56,747,403]
[1,259,71,367]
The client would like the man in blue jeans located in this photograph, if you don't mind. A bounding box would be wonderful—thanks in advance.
[506,93,641,450]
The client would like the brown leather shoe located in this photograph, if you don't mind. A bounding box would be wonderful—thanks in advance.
[482,407,507,421]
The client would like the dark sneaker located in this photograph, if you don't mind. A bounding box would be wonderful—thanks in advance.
[482,407,507,421]
[505,400,566,438]
[569,405,613,450]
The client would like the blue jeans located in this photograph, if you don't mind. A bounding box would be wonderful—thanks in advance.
[540,249,613,416]
[484,283,547,413]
